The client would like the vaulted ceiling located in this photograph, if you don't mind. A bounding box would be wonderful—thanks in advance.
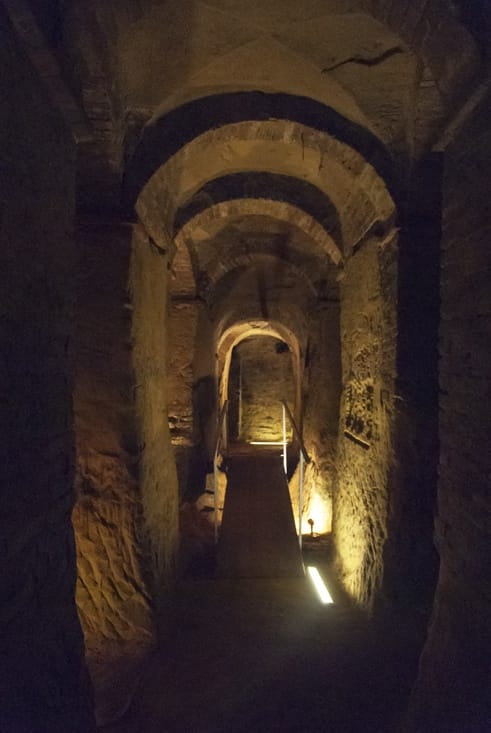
[11,0,487,330]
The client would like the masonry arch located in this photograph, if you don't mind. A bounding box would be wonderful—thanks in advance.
[128,82,399,604]
[4,3,489,730]
[217,319,302,422]
[129,110,397,256]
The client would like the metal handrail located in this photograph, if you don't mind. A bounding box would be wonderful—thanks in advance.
[213,400,228,543]
[281,400,311,551]
[281,401,311,466]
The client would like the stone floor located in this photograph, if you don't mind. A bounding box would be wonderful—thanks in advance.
[102,573,424,732]
[101,447,424,732]
[216,452,304,578]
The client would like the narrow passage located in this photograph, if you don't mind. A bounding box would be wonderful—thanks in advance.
[216,449,304,578]
[104,449,422,732]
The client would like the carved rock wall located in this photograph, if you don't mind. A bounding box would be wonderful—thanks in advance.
[168,302,199,446]
[405,91,491,733]
[73,221,153,654]
[334,236,398,608]
[168,300,211,499]
[235,337,296,442]
[129,225,180,595]
[300,302,342,534]
[0,9,94,731]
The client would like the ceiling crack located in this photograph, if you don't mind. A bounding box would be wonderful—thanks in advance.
[321,46,404,74]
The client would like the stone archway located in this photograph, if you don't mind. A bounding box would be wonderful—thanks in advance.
[128,86,399,609]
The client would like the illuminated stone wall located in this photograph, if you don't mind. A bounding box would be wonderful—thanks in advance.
[168,301,202,498]
[168,299,217,499]
[168,302,199,448]
[1,3,488,730]
[0,8,94,730]
[130,225,180,596]
[334,236,398,608]
[234,336,295,442]
[72,221,154,658]
[300,302,341,534]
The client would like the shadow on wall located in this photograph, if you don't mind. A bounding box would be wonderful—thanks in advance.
[192,375,217,469]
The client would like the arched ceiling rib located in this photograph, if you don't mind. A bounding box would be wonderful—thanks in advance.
[173,172,343,248]
[172,205,341,300]
[135,118,396,256]
[116,2,478,158]
[69,0,479,120]
[123,49,412,312]
[216,318,302,409]
[218,322,298,358]
[175,198,343,268]
[52,1,481,211]
[125,91,398,209]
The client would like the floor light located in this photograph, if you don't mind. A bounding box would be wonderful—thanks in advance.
[249,441,285,445]
[307,566,334,604]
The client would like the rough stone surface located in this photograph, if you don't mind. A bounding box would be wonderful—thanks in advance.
[210,268,314,346]
[168,300,211,499]
[382,157,441,611]
[232,336,295,442]
[1,4,489,731]
[130,224,180,594]
[175,206,340,301]
[62,1,122,211]
[56,0,478,206]
[135,118,395,256]
[0,9,94,731]
[168,303,199,443]
[299,303,342,534]
[405,91,491,733]
[334,235,398,608]
[175,199,343,272]
[72,222,154,659]
[215,319,303,442]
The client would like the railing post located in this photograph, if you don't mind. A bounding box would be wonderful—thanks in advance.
[213,458,218,544]
[299,450,304,551]
[213,400,228,545]
[222,402,228,452]
[281,400,310,552]
[282,402,287,474]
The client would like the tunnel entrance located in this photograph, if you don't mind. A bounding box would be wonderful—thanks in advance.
[227,335,295,444]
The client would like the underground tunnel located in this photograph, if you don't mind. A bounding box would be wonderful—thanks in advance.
[1,1,490,732]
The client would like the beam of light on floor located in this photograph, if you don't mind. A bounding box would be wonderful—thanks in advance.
[249,441,285,445]
[307,566,334,604]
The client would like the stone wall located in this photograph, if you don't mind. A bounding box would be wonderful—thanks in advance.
[300,302,341,534]
[73,221,154,655]
[168,302,199,446]
[130,224,180,596]
[382,158,441,611]
[0,9,94,731]
[334,236,398,608]
[168,300,211,499]
[235,336,295,442]
[405,91,491,733]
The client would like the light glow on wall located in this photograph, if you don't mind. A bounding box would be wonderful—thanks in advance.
[307,491,332,534]
[307,566,334,604]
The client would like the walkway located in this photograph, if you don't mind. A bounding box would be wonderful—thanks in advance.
[216,449,304,578]
[102,449,424,732]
